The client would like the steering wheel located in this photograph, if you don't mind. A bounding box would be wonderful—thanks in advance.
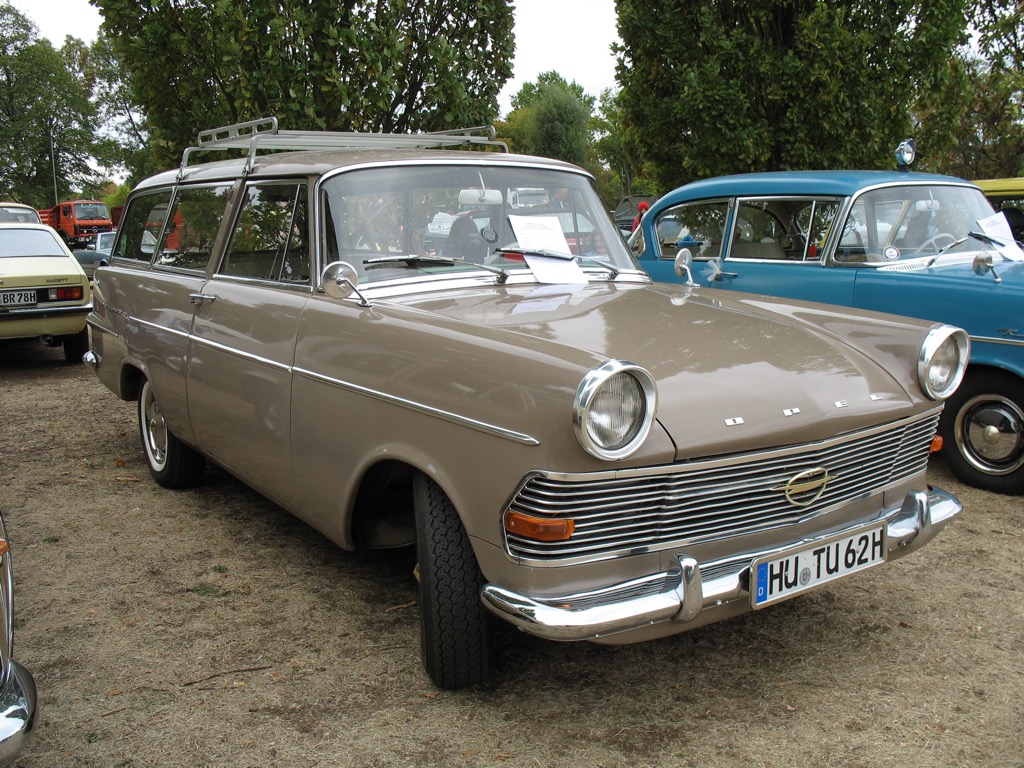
[919,232,957,254]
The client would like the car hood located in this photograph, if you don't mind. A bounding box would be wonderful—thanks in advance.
[0,255,87,287]
[397,281,932,459]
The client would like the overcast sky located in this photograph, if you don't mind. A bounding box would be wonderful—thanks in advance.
[11,0,621,116]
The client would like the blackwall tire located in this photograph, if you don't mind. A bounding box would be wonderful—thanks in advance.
[61,327,89,363]
[939,370,1024,495]
[413,473,492,689]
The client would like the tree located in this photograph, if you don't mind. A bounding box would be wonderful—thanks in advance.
[510,70,594,113]
[913,54,1024,178]
[914,0,1023,178]
[615,0,970,191]
[593,88,657,197]
[524,83,592,166]
[82,31,158,185]
[96,0,515,169]
[0,2,103,206]
[500,72,593,166]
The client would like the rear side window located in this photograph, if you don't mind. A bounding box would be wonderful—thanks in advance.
[153,184,233,272]
[218,182,309,284]
[652,200,730,261]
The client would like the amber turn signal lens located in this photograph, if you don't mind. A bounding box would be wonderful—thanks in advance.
[503,511,575,542]
[930,435,944,453]
[0,540,8,556]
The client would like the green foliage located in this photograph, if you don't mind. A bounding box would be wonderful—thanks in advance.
[593,88,658,197]
[914,1,1023,178]
[0,2,104,206]
[501,76,593,164]
[524,83,592,166]
[615,0,970,190]
[96,0,515,169]
[510,70,595,113]
[914,54,1023,178]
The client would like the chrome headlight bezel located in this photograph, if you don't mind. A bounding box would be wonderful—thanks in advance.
[918,325,970,400]
[573,360,657,460]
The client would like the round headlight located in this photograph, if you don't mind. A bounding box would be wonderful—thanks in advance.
[574,360,657,460]
[918,325,970,400]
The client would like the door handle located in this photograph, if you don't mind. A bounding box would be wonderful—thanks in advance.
[188,293,217,306]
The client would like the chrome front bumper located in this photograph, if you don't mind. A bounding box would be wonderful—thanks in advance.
[481,486,961,642]
[0,660,36,763]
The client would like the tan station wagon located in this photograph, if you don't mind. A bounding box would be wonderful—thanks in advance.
[86,118,969,689]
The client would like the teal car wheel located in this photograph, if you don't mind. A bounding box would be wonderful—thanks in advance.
[940,370,1024,495]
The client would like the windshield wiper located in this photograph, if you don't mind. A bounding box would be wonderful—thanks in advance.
[492,246,574,260]
[362,254,510,284]
[928,231,1007,265]
[491,248,622,280]
[966,231,1007,247]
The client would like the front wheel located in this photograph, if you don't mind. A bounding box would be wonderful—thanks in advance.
[939,370,1024,494]
[413,473,492,689]
[138,377,206,489]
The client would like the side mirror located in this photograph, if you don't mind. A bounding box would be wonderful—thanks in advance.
[674,247,697,286]
[972,253,1002,284]
[322,261,371,305]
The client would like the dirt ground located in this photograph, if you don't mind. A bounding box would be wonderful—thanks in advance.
[1,341,1021,768]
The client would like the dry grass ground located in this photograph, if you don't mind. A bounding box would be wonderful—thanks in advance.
[1,342,1021,768]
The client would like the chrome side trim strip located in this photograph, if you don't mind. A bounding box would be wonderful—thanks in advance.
[293,366,541,446]
[970,334,1024,348]
[133,316,191,340]
[120,314,540,446]
[189,334,292,372]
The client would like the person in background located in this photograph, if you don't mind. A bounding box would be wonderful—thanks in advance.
[632,201,649,232]
[1001,206,1024,243]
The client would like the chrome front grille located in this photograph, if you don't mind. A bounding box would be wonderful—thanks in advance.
[506,410,941,563]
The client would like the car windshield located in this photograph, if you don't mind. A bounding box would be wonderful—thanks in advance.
[836,184,1003,262]
[0,228,66,257]
[321,164,635,284]
[74,202,110,220]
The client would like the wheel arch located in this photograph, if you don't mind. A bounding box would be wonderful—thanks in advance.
[346,450,484,555]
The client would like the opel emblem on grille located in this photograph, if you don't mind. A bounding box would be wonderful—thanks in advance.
[773,467,835,507]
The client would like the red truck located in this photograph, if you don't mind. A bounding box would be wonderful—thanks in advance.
[38,200,113,249]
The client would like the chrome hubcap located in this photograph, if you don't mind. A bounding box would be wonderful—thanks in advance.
[143,387,168,468]
[956,394,1024,475]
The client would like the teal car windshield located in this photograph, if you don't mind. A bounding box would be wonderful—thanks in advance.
[839,184,1002,262]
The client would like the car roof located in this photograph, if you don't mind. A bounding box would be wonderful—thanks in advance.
[136,148,587,190]
[656,170,978,206]
[0,202,36,210]
[0,222,55,231]
[974,178,1024,197]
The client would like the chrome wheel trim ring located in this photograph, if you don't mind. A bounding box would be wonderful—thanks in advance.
[954,393,1024,476]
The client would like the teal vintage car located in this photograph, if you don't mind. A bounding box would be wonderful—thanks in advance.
[630,167,1024,495]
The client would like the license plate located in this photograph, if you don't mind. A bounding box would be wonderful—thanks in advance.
[751,524,886,608]
[0,289,37,307]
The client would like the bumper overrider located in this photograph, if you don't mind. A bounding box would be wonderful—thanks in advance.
[0,660,35,763]
[481,487,961,641]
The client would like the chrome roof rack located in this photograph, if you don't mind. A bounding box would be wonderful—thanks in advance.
[178,116,508,179]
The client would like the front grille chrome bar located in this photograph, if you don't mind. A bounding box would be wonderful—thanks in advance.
[506,410,942,565]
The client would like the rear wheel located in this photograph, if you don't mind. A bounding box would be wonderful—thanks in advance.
[413,473,492,689]
[138,377,206,489]
[939,370,1024,494]
[61,327,89,363]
